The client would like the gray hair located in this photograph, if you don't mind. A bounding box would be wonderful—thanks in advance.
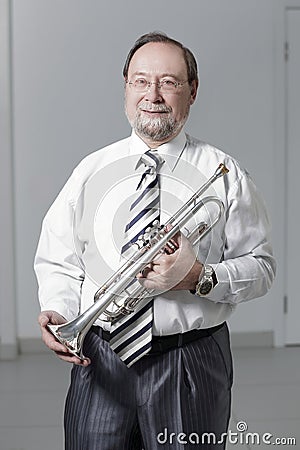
[123,31,198,85]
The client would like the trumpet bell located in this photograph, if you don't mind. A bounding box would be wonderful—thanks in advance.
[47,322,87,360]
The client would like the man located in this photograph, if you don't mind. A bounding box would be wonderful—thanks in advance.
[35,32,275,449]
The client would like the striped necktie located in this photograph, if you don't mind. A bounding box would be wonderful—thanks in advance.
[109,149,164,367]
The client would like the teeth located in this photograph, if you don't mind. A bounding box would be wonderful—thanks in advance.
[140,108,168,113]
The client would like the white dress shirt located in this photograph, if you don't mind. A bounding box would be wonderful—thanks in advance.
[34,130,276,335]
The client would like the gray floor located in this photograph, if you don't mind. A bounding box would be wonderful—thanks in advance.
[0,347,299,450]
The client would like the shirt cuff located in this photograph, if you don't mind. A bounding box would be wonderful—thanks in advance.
[205,263,230,303]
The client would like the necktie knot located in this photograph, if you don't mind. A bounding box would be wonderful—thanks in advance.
[136,149,165,173]
[136,149,164,189]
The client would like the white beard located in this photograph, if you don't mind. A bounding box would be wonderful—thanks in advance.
[134,114,178,141]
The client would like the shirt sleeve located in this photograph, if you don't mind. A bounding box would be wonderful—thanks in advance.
[34,169,85,321]
[207,170,276,304]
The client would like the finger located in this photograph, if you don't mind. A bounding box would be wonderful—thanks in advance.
[48,335,91,365]
[38,314,50,328]
[138,264,153,278]
[46,336,69,353]
[38,312,91,366]
[163,225,181,253]
[39,323,69,352]
[164,239,179,254]
[54,351,91,366]
[164,223,173,232]
[42,333,89,365]
[38,311,66,328]
[164,223,180,239]
[170,230,181,246]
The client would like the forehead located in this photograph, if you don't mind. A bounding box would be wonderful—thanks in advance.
[128,42,188,78]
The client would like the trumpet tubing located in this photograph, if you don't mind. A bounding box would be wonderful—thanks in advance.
[47,163,229,360]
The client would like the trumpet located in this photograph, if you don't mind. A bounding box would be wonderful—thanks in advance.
[47,163,229,360]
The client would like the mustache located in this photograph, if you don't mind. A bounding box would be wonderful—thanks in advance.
[138,102,172,113]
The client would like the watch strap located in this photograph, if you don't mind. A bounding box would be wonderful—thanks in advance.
[190,264,218,295]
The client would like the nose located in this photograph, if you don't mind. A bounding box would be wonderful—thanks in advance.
[144,83,163,103]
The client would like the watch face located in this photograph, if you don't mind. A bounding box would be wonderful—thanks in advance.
[199,279,213,295]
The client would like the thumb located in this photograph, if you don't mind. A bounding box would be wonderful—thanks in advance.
[38,310,67,326]
[38,312,50,327]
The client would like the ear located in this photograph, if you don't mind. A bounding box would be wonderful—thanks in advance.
[189,80,198,105]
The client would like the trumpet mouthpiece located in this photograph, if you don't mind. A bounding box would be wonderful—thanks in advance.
[220,163,229,174]
[215,163,229,178]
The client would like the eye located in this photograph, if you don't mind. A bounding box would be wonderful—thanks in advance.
[134,78,148,87]
[161,79,177,88]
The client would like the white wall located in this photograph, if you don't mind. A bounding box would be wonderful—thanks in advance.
[9,0,281,340]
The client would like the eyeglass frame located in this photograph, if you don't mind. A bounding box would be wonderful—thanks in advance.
[125,78,190,93]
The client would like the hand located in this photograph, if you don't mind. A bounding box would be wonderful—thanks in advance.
[137,228,203,293]
[38,310,90,366]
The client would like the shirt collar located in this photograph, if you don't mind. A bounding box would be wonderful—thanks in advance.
[129,129,187,172]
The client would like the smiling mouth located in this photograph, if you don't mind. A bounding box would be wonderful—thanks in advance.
[140,109,169,114]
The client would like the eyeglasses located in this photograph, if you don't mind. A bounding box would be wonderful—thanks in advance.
[126,78,189,93]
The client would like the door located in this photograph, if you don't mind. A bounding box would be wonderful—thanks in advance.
[285,8,300,344]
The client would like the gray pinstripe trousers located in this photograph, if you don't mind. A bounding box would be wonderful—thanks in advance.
[64,322,233,449]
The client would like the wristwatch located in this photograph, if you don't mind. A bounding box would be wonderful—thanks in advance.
[195,265,218,296]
